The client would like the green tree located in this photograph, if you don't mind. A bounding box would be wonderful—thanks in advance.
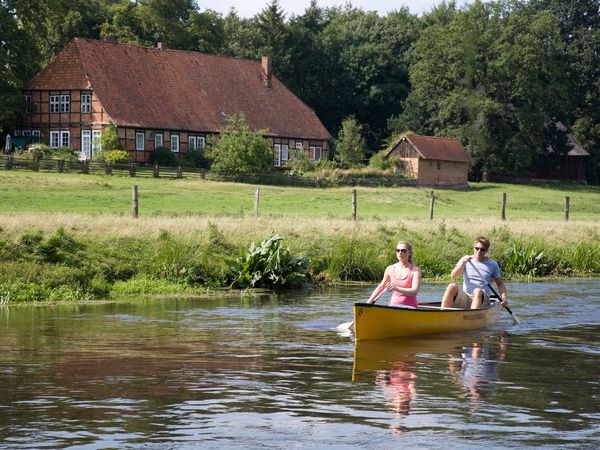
[335,116,367,167]
[206,113,273,174]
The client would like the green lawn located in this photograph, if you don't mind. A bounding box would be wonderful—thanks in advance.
[1,170,599,221]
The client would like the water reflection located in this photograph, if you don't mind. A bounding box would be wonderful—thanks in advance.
[353,333,509,431]
[448,336,507,410]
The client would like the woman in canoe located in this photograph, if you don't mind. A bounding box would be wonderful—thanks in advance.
[366,240,422,309]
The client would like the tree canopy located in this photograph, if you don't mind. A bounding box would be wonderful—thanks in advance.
[2,0,599,182]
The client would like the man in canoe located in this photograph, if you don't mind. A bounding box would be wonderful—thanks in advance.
[366,240,422,308]
[441,236,508,310]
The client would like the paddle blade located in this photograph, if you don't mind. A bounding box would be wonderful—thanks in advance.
[336,321,354,331]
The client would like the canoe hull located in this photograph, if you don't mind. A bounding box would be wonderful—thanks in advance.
[353,301,501,340]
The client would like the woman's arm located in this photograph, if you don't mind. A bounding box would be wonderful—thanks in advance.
[367,267,391,303]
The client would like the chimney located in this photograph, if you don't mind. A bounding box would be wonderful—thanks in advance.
[157,42,164,50]
[261,56,272,88]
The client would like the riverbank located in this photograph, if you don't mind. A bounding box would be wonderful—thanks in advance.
[1,214,599,303]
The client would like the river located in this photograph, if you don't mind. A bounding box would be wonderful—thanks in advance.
[0,279,598,449]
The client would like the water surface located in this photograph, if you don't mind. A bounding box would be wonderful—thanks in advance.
[0,280,599,448]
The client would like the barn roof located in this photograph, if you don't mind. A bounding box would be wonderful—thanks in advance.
[25,38,331,140]
[387,133,472,163]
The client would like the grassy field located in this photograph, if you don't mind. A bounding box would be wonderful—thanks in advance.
[1,170,599,302]
[1,170,599,220]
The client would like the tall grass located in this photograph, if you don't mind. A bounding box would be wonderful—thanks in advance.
[1,213,600,302]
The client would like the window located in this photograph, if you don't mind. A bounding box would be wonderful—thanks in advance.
[188,135,205,151]
[155,132,163,149]
[281,144,289,163]
[273,144,281,167]
[136,132,145,151]
[309,146,315,160]
[50,96,59,113]
[81,130,92,160]
[314,146,322,160]
[92,130,102,154]
[295,141,303,149]
[50,131,60,148]
[171,134,179,152]
[60,95,70,112]
[81,94,91,113]
[32,130,40,143]
[60,131,70,147]
[23,130,32,136]
[24,95,32,113]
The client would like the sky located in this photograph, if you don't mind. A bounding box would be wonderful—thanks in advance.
[197,0,470,18]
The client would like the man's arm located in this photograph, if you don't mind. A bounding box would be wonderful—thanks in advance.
[494,276,508,306]
[451,256,471,280]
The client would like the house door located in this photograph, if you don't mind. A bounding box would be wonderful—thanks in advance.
[81,130,92,160]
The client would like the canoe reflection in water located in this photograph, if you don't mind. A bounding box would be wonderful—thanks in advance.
[353,333,507,432]
[448,335,507,410]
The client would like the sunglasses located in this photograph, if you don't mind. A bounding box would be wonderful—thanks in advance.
[474,246,487,252]
[396,248,408,253]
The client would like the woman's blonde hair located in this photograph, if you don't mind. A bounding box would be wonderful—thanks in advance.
[397,240,414,264]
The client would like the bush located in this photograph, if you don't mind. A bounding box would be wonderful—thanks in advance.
[369,150,396,171]
[104,149,130,164]
[206,113,272,174]
[24,143,51,160]
[181,149,207,168]
[52,146,80,161]
[151,146,178,166]
[287,148,315,175]
[228,234,309,288]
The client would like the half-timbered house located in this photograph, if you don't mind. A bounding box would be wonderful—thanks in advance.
[16,38,331,165]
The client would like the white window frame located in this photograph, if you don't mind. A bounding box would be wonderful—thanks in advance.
[92,130,102,154]
[23,130,32,136]
[273,144,281,167]
[314,146,322,160]
[281,144,289,163]
[197,136,205,149]
[50,96,59,113]
[309,146,316,160]
[81,94,91,113]
[50,131,60,148]
[189,136,196,151]
[136,132,145,151]
[155,132,163,149]
[171,134,179,153]
[60,95,70,113]
[60,131,70,148]
[81,130,92,160]
[32,130,40,143]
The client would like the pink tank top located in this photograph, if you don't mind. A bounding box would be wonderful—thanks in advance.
[389,263,418,309]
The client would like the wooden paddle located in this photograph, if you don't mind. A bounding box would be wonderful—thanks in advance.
[336,289,387,332]
[468,260,520,324]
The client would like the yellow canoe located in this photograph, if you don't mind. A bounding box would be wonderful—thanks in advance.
[352,301,501,340]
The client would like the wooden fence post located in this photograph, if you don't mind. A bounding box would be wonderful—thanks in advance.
[352,189,357,221]
[57,159,64,173]
[132,185,138,218]
[105,162,112,175]
[429,190,435,220]
[254,187,260,218]
[501,192,507,221]
[7,155,13,170]
[564,196,570,222]
[177,165,182,179]
[153,164,159,178]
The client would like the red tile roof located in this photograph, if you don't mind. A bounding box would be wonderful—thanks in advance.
[388,133,471,163]
[26,38,332,140]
